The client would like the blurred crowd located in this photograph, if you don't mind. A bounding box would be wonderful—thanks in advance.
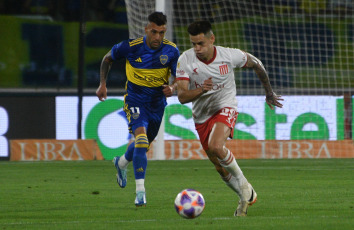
[0,0,127,23]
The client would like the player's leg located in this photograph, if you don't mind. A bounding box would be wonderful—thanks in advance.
[197,108,257,216]
[132,126,149,207]
[206,122,248,191]
[113,99,149,207]
[113,104,136,188]
[115,110,135,170]
[113,138,134,188]
[196,111,241,195]
[117,139,135,170]
[131,104,164,207]
[208,122,247,185]
[208,122,257,216]
[204,150,242,197]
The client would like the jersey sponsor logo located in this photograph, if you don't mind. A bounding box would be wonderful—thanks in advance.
[160,55,168,65]
[135,57,142,62]
[193,68,198,74]
[133,72,166,83]
[177,69,185,76]
[126,61,169,87]
[219,64,228,75]
[194,81,225,90]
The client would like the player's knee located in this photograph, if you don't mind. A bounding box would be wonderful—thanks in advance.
[207,143,223,155]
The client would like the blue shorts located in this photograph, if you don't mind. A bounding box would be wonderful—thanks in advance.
[123,98,165,143]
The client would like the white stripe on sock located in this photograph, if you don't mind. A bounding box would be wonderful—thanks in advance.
[218,149,247,185]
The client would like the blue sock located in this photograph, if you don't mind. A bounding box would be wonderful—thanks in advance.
[124,142,135,161]
[133,134,149,180]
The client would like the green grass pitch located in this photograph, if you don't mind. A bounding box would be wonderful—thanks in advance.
[0,159,353,230]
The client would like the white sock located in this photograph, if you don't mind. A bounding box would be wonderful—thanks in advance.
[135,179,145,192]
[218,149,248,187]
[221,174,242,198]
[118,155,129,170]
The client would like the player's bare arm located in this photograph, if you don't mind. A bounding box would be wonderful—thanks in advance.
[245,52,283,110]
[177,77,212,104]
[96,50,114,101]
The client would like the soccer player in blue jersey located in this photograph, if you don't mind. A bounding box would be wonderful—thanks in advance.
[96,12,180,207]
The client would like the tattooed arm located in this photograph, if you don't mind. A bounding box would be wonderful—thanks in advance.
[245,52,283,109]
[96,50,114,101]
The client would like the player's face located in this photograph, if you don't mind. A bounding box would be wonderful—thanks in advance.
[190,33,215,61]
[145,22,167,49]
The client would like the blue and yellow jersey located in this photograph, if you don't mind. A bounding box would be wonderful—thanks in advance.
[111,36,180,105]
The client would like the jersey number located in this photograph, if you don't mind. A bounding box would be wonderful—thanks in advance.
[220,108,238,125]
[130,107,140,114]
[220,108,236,117]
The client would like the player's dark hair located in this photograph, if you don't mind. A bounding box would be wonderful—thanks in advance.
[187,20,213,36]
[148,12,167,26]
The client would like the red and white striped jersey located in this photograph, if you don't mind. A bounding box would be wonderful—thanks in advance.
[176,46,247,123]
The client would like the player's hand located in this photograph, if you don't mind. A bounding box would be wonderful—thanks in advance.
[162,84,175,97]
[265,92,283,110]
[96,83,107,101]
[202,77,213,93]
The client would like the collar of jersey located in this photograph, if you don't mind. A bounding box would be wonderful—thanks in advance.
[197,46,217,65]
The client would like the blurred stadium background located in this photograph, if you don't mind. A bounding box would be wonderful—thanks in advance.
[0,0,353,160]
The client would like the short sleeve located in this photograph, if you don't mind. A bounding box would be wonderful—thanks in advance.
[176,53,190,81]
[229,48,248,68]
[111,40,130,60]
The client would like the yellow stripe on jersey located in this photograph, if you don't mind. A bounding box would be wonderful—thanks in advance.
[129,37,144,46]
[129,40,143,47]
[126,60,170,87]
[129,41,143,47]
[163,39,176,48]
[123,94,131,123]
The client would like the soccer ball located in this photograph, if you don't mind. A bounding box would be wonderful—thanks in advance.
[174,189,205,219]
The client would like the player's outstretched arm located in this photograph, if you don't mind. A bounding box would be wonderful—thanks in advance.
[245,52,283,110]
[96,50,114,101]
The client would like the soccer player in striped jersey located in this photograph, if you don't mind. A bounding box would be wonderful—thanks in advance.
[96,12,180,207]
[176,21,283,216]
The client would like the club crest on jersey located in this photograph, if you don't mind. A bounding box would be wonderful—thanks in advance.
[132,113,139,119]
[160,55,168,65]
[219,64,228,75]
